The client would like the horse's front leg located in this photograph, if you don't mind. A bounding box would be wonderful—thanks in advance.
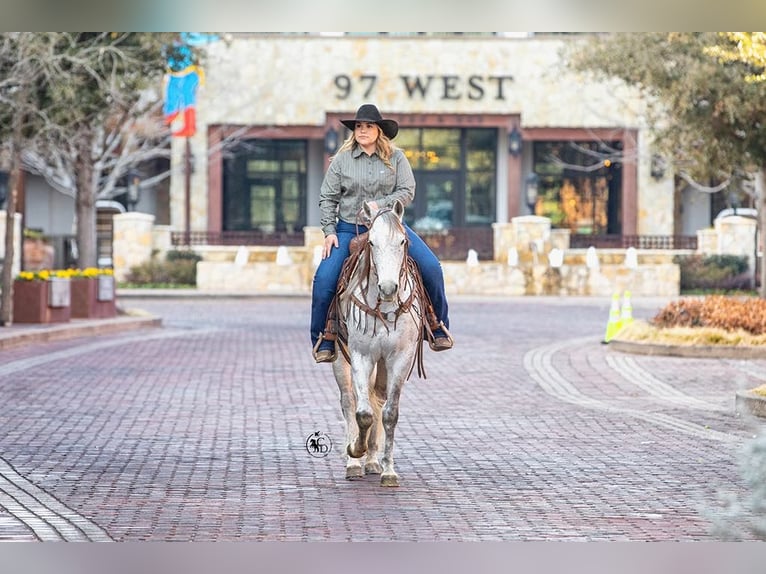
[332,360,363,479]
[363,361,387,475]
[379,351,414,487]
[347,352,374,459]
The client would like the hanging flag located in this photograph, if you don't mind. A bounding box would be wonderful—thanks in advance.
[163,34,218,138]
[163,65,203,137]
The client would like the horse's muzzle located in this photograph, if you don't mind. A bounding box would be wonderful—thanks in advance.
[378,280,398,301]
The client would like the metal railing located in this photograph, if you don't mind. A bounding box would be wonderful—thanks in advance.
[569,234,698,250]
[417,227,494,261]
[170,229,698,260]
[171,230,305,247]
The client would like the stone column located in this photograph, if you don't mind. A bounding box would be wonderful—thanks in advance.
[112,212,156,283]
[716,215,758,274]
[696,228,717,255]
[512,215,551,265]
[491,222,515,263]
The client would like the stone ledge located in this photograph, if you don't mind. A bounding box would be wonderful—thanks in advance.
[735,391,766,419]
[609,339,766,359]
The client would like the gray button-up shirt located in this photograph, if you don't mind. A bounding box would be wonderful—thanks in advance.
[319,145,416,236]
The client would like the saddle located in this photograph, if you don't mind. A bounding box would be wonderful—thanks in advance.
[318,232,447,379]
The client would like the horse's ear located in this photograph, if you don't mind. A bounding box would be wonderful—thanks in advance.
[362,201,375,223]
[392,199,404,221]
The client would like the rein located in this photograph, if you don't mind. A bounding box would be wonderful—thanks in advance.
[335,208,428,379]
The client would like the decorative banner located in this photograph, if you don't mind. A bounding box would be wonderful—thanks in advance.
[163,34,217,138]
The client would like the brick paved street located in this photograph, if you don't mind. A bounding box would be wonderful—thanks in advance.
[0,295,764,541]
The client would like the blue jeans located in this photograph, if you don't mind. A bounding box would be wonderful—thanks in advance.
[310,220,450,348]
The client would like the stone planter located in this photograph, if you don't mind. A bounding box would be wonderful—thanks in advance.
[12,278,71,324]
[70,276,117,319]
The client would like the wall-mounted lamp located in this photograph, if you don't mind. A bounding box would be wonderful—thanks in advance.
[525,172,539,212]
[650,154,666,180]
[126,171,141,212]
[508,126,522,157]
[324,128,339,155]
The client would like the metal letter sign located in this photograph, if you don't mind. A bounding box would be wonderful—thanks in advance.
[48,277,71,308]
[98,275,115,302]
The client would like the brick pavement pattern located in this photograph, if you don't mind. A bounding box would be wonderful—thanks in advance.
[0,296,763,541]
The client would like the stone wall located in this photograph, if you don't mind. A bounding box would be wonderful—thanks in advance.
[111,211,763,297]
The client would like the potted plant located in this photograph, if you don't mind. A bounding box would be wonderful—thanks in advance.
[13,269,72,324]
[70,267,117,319]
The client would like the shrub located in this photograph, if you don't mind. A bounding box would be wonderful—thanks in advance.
[651,295,766,335]
[125,250,200,286]
[674,254,752,291]
[166,249,203,264]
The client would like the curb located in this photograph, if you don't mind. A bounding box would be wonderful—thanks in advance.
[735,391,766,419]
[0,315,163,350]
[609,338,766,359]
[116,289,310,299]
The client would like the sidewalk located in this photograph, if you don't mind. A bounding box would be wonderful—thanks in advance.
[0,310,162,350]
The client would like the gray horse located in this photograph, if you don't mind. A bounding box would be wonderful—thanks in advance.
[332,200,426,487]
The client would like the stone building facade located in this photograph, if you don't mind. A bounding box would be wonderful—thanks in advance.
[169,33,688,246]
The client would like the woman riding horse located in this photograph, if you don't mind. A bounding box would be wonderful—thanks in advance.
[310,104,453,363]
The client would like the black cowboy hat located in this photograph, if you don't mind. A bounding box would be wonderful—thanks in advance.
[340,104,399,139]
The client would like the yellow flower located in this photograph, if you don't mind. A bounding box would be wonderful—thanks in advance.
[16,267,114,281]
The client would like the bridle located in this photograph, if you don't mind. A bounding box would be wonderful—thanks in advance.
[335,207,429,378]
[348,208,418,332]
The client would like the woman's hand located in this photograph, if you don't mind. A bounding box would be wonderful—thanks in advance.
[323,234,338,259]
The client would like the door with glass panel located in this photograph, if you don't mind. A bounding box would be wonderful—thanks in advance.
[407,172,460,231]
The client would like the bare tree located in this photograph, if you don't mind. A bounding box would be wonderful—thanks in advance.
[0,33,49,325]
[568,33,766,297]
[0,32,195,270]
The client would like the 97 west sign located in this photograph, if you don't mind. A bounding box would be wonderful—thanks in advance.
[333,73,515,101]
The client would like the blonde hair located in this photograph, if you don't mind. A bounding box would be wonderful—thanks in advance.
[335,126,396,170]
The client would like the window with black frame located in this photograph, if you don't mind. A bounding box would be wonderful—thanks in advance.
[395,127,496,232]
[532,140,622,235]
[222,140,307,234]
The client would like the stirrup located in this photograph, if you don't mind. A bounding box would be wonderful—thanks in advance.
[312,334,337,363]
[427,321,454,351]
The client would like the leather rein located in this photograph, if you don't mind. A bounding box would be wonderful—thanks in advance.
[336,208,428,378]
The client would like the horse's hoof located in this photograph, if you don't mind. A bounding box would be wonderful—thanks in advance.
[346,466,364,480]
[364,461,382,475]
[380,473,399,487]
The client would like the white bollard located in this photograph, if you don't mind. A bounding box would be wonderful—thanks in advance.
[466,249,479,266]
[548,247,564,268]
[586,246,599,270]
[234,246,249,266]
[313,245,323,267]
[507,247,519,267]
[625,246,638,270]
[276,245,293,266]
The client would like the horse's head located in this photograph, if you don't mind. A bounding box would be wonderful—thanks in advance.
[363,200,408,302]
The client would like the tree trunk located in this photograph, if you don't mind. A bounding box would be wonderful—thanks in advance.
[0,96,25,326]
[75,136,97,268]
[758,168,766,299]
[0,164,20,326]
